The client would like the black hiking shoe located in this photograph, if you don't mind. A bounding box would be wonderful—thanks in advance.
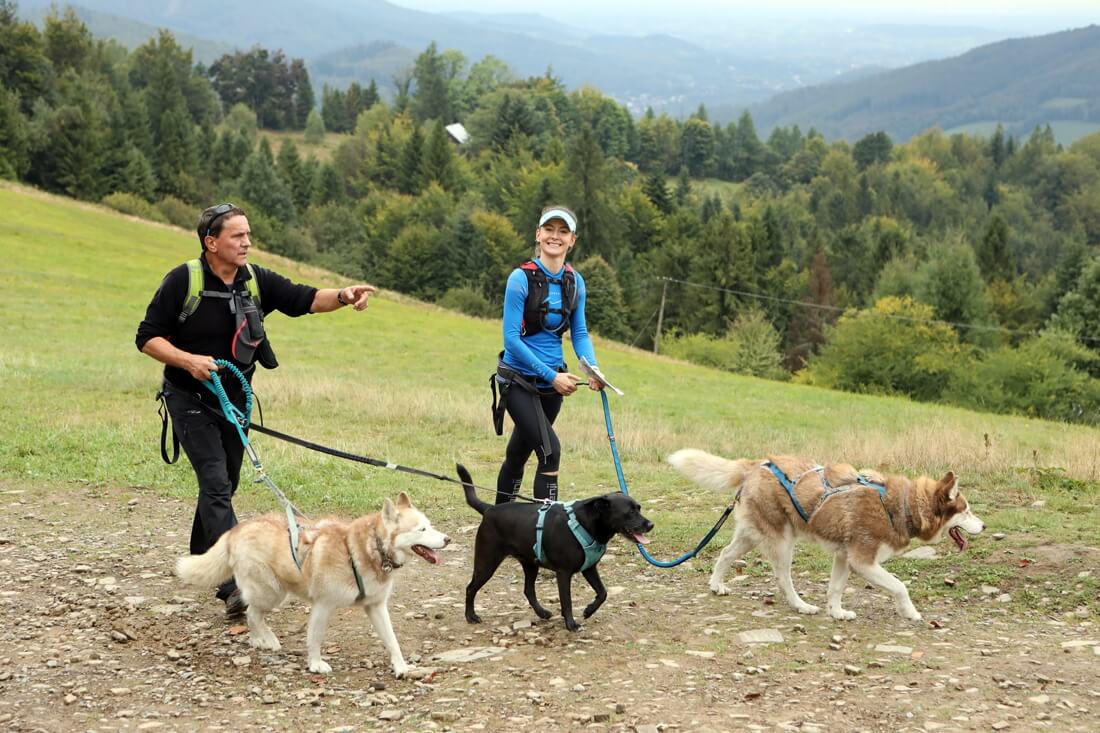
[224,588,247,619]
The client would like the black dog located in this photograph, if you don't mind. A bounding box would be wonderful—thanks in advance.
[457,464,654,631]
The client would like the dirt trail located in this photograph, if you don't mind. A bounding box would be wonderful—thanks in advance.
[1,482,1097,733]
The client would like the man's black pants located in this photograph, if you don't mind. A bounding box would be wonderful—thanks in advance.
[164,386,245,601]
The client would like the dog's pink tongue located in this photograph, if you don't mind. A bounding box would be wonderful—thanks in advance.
[413,545,440,564]
[949,527,968,551]
[631,532,651,545]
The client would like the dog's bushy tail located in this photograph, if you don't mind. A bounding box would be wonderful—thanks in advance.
[176,532,233,587]
[668,449,755,493]
[457,463,490,515]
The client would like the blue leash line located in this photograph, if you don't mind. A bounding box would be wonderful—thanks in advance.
[597,390,733,568]
[201,360,305,522]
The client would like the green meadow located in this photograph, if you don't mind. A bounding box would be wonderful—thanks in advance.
[2,183,1098,569]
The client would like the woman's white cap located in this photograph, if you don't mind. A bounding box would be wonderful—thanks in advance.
[538,208,577,233]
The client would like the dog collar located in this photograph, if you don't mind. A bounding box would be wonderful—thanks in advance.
[375,535,401,573]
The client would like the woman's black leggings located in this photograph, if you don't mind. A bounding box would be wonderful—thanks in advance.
[496,387,563,502]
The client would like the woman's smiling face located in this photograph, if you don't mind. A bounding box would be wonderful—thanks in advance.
[535,217,576,256]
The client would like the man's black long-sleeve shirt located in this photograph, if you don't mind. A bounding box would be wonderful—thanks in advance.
[136,255,317,396]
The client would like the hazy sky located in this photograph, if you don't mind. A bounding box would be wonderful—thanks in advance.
[390,0,1098,26]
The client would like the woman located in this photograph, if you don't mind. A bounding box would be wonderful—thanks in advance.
[493,205,604,504]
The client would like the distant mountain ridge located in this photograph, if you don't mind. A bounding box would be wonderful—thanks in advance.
[21,0,784,114]
[750,24,1100,142]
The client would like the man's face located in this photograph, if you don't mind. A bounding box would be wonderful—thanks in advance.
[206,215,251,269]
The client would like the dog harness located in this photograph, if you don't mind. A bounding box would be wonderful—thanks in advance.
[533,502,606,572]
[764,461,892,524]
[285,515,371,603]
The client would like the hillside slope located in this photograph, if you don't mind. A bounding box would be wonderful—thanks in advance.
[2,182,1098,507]
[751,25,1100,141]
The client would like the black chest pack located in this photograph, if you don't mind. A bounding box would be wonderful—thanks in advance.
[520,260,577,337]
[178,259,279,369]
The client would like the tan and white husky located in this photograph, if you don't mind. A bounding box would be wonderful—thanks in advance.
[176,492,450,675]
[668,449,984,621]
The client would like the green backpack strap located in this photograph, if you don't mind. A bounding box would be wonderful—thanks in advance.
[177,259,261,324]
[178,259,203,323]
[245,263,261,306]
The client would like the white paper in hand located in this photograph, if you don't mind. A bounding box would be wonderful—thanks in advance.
[579,356,624,396]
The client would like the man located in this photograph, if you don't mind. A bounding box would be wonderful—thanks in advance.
[135,203,375,617]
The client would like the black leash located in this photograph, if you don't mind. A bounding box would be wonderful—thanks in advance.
[159,384,531,502]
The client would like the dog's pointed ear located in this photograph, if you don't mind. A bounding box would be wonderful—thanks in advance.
[939,471,958,501]
[382,497,398,523]
[397,491,412,508]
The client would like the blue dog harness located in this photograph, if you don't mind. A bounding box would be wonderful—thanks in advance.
[764,461,892,524]
[533,501,607,572]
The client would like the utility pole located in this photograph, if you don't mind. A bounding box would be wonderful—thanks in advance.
[654,278,668,354]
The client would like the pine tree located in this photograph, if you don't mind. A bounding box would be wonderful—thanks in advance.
[290,58,314,129]
[577,255,630,340]
[276,139,307,209]
[0,86,30,179]
[565,123,620,262]
[411,42,450,122]
[238,147,296,222]
[321,85,347,133]
[304,108,325,144]
[420,120,456,190]
[397,125,424,195]
[0,2,51,113]
[990,124,1007,169]
[729,111,765,181]
[642,171,672,213]
[977,214,1013,282]
[255,137,274,166]
[42,7,92,73]
[118,145,157,201]
[674,166,692,206]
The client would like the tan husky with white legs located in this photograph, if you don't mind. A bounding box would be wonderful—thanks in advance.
[176,492,450,675]
[668,449,984,621]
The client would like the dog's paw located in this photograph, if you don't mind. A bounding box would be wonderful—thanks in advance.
[710,582,731,596]
[308,659,332,674]
[465,612,482,624]
[795,603,820,615]
[829,608,856,621]
[249,635,281,651]
[582,605,598,619]
[897,603,923,622]
[563,619,582,632]
[392,662,410,679]
[535,607,552,620]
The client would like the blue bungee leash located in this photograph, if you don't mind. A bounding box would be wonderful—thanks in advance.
[201,359,305,522]
[596,389,734,568]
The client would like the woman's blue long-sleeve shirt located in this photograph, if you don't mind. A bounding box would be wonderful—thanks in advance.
[501,259,597,386]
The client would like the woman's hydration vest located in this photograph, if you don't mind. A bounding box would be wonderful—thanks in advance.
[520,260,577,337]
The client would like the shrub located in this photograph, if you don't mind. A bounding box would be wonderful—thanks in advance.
[267,227,317,261]
[101,192,167,223]
[155,195,195,229]
[663,309,787,380]
[438,286,496,319]
[944,331,1100,424]
[797,296,964,400]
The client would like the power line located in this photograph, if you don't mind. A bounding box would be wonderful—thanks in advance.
[656,276,1100,344]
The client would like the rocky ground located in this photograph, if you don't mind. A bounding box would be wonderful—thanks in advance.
[1,481,1098,733]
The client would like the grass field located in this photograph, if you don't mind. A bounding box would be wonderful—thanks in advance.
[258,129,353,163]
[2,182,1098,561]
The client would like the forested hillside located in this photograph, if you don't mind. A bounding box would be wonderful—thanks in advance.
[4,3,1100,426]
[752,25,1100,142]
